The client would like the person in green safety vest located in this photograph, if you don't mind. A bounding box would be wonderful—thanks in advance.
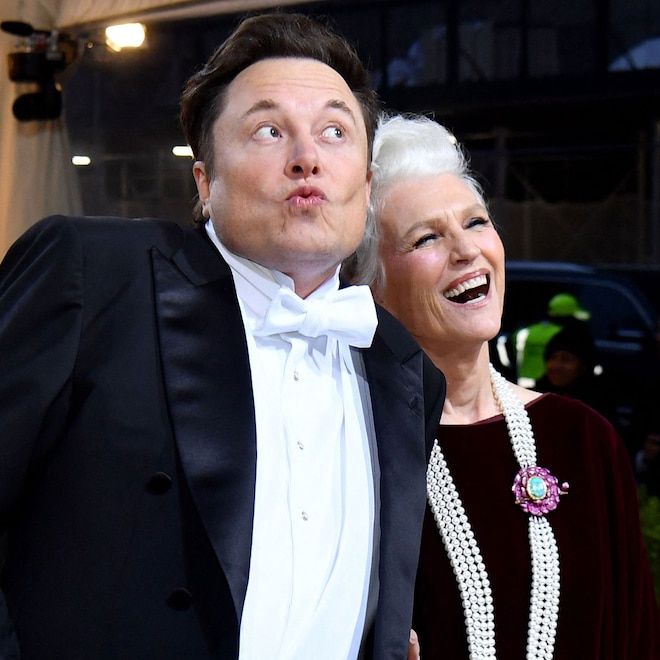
[513,292,591,387]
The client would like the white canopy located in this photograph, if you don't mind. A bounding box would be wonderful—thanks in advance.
[0,0,81,256]
[57,0,313,30]
[0,0,317,257]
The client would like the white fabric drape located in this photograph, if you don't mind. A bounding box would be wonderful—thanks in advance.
[0,0,82,257]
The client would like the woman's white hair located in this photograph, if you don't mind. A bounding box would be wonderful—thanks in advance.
[349,113,486,289]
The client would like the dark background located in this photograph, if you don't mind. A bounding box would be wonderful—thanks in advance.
[61,0,660,267]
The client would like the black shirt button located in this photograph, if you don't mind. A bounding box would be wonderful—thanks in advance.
[145,471,173,495]
[167,588,193,611]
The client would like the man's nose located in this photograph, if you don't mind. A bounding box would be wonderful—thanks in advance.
[285,136,320,178]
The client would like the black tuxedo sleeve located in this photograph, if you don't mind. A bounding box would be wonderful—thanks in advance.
[0,216,82,528]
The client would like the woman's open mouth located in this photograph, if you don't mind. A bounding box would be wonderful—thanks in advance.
[443,273,490,304]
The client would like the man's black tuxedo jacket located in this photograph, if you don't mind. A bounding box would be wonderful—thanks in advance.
[0,216,445,659]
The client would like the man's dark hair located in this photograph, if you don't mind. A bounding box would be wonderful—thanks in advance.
[180,12,379,184]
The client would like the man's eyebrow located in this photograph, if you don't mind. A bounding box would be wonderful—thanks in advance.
[326,99,357,125]
[241,98,357,125]
[242,99,278,119]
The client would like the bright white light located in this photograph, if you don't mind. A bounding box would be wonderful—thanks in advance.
[105,23,146,52]
[172,145,194,158]
[72,155,91,166]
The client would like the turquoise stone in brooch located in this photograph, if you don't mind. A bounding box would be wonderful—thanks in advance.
[513,466,569,516]
[526,475,548,500]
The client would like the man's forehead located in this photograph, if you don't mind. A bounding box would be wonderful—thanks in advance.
[225,57,360,110]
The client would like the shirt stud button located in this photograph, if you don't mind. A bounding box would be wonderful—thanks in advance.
[301,511,309,521]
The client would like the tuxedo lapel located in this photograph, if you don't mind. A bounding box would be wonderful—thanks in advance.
[151,228,256,621]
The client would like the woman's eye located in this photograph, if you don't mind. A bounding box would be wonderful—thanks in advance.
[413,234,437,249]
[322,125,344,140]
[254,125,281,140]
[467,216,489,229]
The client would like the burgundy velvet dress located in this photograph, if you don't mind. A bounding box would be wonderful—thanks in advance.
[414,393,659,659]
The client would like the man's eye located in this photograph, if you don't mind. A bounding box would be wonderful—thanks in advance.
[322,126,344,140]
[254,125,281,140]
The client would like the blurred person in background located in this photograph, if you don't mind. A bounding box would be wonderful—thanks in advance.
[535,325,616,424]
[636,428,660,498]
[351,113,658,659]
[510,292,593,388]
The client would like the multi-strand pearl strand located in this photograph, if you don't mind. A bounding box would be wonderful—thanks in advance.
[427,447,496,659]
[426,365,562,660]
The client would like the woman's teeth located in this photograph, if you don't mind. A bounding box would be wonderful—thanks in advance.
[443,274,489,303]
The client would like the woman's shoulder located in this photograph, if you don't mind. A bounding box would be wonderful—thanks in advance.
[512,383,544,405]
[513,384,611,429]
[528,392,623,456]
[528,390,610,422]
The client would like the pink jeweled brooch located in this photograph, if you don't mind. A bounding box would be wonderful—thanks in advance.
[512,466,569,516]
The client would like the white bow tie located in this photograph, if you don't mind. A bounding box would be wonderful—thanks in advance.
[252,284,378,348]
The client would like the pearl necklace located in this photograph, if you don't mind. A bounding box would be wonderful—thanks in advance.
[426,364,568,660]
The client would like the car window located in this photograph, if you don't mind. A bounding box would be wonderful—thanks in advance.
[575,282,651,340]
[502,274,655,343]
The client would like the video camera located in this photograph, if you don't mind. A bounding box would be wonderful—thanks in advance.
[1,20,77,121]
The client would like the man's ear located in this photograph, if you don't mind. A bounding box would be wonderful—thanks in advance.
[192,161,212,218]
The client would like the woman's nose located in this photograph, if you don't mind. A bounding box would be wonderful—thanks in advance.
[450,232,480,262]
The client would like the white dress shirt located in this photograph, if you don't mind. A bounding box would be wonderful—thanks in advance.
[205,221,376,660]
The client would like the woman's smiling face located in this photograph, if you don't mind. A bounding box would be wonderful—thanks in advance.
[375,173,505,353]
